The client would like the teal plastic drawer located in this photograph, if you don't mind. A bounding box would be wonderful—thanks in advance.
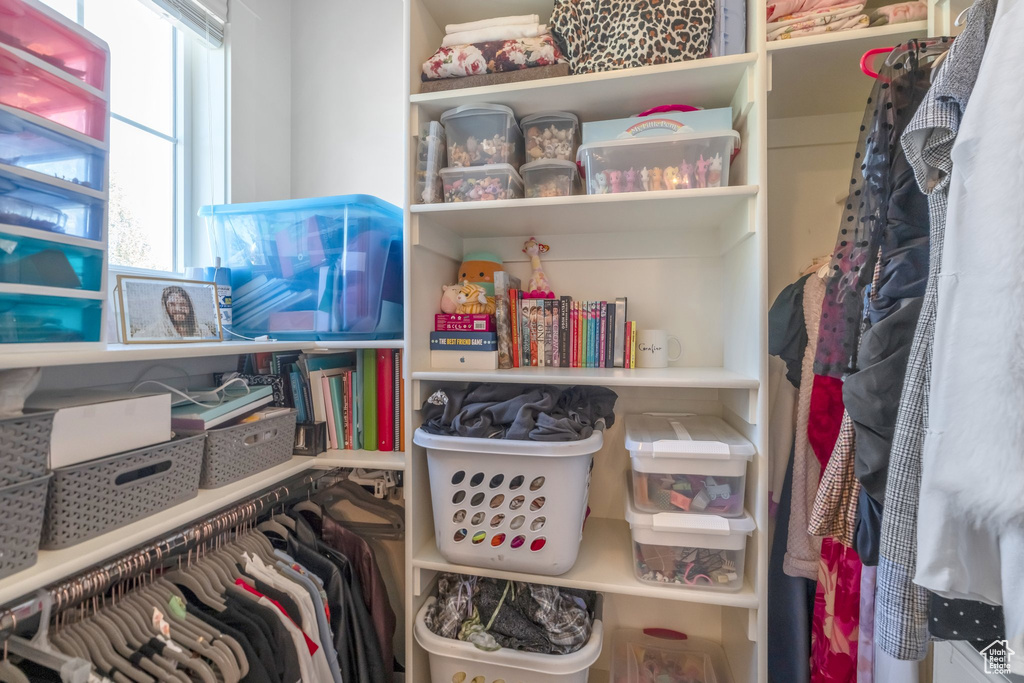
[0,231,103,290]
[0,289,101,343]
[0,165,103,241]
[0,105,106,190]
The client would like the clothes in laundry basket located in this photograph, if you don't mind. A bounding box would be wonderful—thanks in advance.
[419,383,617,440]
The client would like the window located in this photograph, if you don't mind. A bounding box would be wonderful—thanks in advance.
[39,0,219,273]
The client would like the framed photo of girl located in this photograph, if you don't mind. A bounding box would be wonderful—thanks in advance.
[116,274,223,344]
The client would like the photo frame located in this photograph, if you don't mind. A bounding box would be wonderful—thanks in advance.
[116,274,223,344]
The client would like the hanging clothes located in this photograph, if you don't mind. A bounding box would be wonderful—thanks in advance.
[877,1,997,659]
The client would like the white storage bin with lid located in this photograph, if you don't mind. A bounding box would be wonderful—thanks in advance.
[441,103,523,168]
[612,628,735,683]
[522,159,581,198]
[626,479,755,591]
[577,130,739,194]
[625,413,754,517]
[440,163,523,202]
[413,428,602,575]
[415,596,603,683]
[522,111,580,162]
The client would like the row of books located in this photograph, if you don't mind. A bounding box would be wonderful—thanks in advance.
[234,349,404,452]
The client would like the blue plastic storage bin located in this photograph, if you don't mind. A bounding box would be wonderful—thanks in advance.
[200,194,403,340]
[0,290,102,343]
[0,230,103,290]
[0,105,106,190]
[0,165,103,241]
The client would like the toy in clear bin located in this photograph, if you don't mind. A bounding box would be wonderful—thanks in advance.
[440,104,523,168]
[639,473,744,516]
[612,628,734,683]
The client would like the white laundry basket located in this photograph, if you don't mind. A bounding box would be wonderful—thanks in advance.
[414,596,603,683]
[413,428,603,576]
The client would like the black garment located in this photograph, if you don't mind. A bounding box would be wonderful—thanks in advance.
[231,587,304,683]
[769,274,810,388]
[190,607,275,683]
[420,383,617,440]
[854,488,882,566]
[767,452,815,683]
[929,594,1006,644]
[844,296,922,501]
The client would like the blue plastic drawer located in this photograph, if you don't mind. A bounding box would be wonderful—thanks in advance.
[200,194,404,341]
[0,106,106,190]
[0,290,101,343]
[0,231,103,290]
[0,166,103,240]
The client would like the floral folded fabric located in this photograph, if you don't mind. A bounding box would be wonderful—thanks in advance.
[422,34,565,81]
[769,10,869,40]
[870,1,927,26]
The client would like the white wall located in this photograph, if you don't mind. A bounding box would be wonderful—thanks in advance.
[226,0,293,204]
[289,0,405,206]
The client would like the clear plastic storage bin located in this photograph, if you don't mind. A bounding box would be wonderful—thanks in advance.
[0,43,107,141]
[440,103,523,168]
[0,230,103,290]
[416,596,603,683]
[0,289,102,343]
[0,165,104,240]
[415,121,445,204]
[200,194,403,340]
[522,159,581,198]
[522,111,580,162]
[440,163,523,202]
[612,629,734,683]
[0,0,108,90]
[0,105,105,190]
[625,414,753,517]
[626,482,754,591]
[577,130,739,194]
[413,428,602,576]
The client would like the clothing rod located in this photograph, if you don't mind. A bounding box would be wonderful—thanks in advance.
[0,464,348,638]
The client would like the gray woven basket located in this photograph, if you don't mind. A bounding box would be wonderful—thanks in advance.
[41,434,205,550]
[201,410,296,489]
[0,473,50,579]
[0,411,53,487]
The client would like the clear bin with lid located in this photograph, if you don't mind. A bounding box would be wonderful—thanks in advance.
[577,130,739,194]
[522,111,580,162]
[0,165,104,240]
[612,628,734,683]
[626,479,754,591]
[440,163,523,202]
[625,413,753,517]
[440,103,523,168]
[522,159,581,198]
[0,105,106,190]
[0,0,109,90]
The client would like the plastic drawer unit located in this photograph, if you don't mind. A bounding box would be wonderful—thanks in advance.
[0,229,103,290]
[0,105,106,190]
[0,288,103,343]
[0,164,105,240]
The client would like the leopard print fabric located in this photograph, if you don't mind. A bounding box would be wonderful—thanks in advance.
[550,0,715,75]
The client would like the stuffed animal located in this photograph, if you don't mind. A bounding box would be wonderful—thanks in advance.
[695,155,710,189]
[641,167,650,191]
[455,281,496,314]
[458,252,504,296]
[663,166,680,190]
[649,167,664,191]
[625,167,638,192]
[440,283,462,314]
[679,159,694,189]
[607,169,623,193]
[592,171,609,195]
[522,237,554,299]
[708,154,723,188]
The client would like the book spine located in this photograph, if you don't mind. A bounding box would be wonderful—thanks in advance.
[521,296,532,367]
[614,297,626,367]
[393,348,401,452]
[599,302,607,369]
[510,289,520,368]
[591,302,599,368]
[551,300,559,368]
[630,322,637,369]
[577,302,583,368]
[544,301,553,367]
[529,301,539,367]
[605,302,615,368]
[323,376,338,450]
[536,301,544,367]
[587,302,595,368]
[362,348,377,451]
[343,371,353,450]
[288,370,307,422]
[559,296,569,368]
[494,272,512,369]
[377,349,395,451]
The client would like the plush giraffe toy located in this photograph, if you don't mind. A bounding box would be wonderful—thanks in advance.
[522,237,554,299]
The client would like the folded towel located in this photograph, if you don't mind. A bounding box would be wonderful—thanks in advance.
[442,23,547,48]
[445,14,539,34]
[769,12,868,39]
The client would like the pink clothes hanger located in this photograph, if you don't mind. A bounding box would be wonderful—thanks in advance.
[860,46,894,79]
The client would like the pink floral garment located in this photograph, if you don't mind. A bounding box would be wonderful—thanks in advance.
[421,35,565,81]
[811,538,862,683]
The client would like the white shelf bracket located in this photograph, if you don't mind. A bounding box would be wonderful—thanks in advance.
[413,566,438,597]
[766,52,773,95]
[748,608,758,642]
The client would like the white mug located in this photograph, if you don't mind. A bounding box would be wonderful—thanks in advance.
[636,329,682,368]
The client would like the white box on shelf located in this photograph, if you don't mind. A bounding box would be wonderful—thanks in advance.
[430,349,498,370]
[26,390,171,468]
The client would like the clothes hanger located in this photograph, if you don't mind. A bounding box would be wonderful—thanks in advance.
[5,592,92,683]
[0,629,30,683]
[150,579,241,683]
[315,479,405,539]
[125,589,216,683]
[90,614,171,683]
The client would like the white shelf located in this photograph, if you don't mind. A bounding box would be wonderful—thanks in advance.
[0,338,405,370]
[413,186,758,239]
[768,22,929,118]
[0,283,105,300]
[316,449,406,470]
[0,456,320,606]
[412,365,759,390]
[411,54,757,120]
[412,517,759,609]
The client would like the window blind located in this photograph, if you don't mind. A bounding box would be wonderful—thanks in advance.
[146,0,227,47]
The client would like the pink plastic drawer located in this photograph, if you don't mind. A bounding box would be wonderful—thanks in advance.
[0,0,108,90]
[0,44,106,141]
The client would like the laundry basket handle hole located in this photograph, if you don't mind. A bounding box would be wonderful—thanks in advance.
[114,460,172,486]
[243,428,278,446]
